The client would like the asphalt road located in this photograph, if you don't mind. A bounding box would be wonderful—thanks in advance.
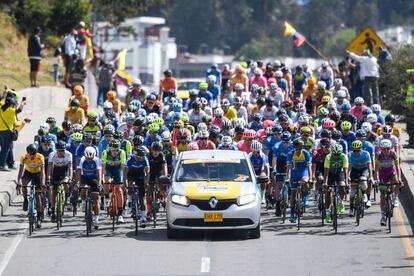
[1,104,414,276]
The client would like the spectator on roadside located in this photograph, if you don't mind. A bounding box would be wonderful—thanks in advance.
[53,48,62,85]
[346,49,380,105]
[377,46,392,67]
[0,97,17,171]
[97,62,113,107]
[63,29,78,88]
[27,27,43,88]
[69,59,87,89]
[77,21,95,61]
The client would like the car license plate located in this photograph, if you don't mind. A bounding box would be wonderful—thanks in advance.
[204,212,223,222]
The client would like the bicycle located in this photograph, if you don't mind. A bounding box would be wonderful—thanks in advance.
[150,177,161,228]
[331,181,339,234]
[107,182,122,231]
[27,184,37,236]
[318,182,326,227]
[354,179,366,226]
[69,180,79,217]
[295,182,304,231]
[131,184,142,236]
[55,180,65,230]
[80,185,93,236]
[371,176,378,202]
[273,172,288,223]
[383,183,394,233]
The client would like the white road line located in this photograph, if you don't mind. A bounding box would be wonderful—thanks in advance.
[200,257,210,273]
[0,223,25,276]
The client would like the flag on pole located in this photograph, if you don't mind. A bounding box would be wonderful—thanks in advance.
[284,21,306,47]
[114,70,133,87]
[85,34,94,60]
[113,49,127,71]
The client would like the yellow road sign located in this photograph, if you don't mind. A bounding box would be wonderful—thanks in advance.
[346,26,387,57]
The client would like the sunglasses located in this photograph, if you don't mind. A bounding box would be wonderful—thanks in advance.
[200,137,208,140]
[244,138,253,141]
[147,101,155,105]
[353,149,361,152]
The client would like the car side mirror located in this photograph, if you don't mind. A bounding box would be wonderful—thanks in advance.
[256,175,268,184]
[159,176,171,185]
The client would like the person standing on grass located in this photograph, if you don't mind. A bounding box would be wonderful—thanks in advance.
[27,27,43,88]
[53,48,62,85]
[0,97,17,171]
[63,29,78,88]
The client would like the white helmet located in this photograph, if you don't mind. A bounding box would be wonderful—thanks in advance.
[326,101,337,109]
[132,78,142,86]
[251,84,260,92]
[103,101,113,109]
[234,118,246,127]
[250,62,258,69]
[337,89,347,98]
[79,21,85,27]
[198,130,209,139]
[84,146,96,158]
[317,81,327,89]
[361,122,372,133]
[161,131,171,141]
[269,82,278,90]
[197,122,208,132]
[40,123,50,131]
[371,104,381,114]
[221,136,233,146]
[234,83,244,91]
[275,71,283,78]
[214,108,224,117]
[273,60,281,67]
[380,139,392,149]
[207,75,216,84]
[221,99,230,107]
[251,141,262,151]
[254,68,262,76]
[334,78,343,88]
[367,113,378,123]
[354,97,364,105]
[322,61,329,68]
[148,112,159,119]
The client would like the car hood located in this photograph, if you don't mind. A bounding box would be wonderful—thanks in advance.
[173,181,256,200]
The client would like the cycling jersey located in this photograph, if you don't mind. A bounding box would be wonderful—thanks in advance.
[48,151,72,167]
[126,156,149,173]
[77,157,101,179]
[324,153,348,173]
[196,140,216,150]
[37,146,54,163]
[249,151,269,175]
[362,140,375,159]
[83,124,101,135]
[76,143,99,161]
[272,141,293,171]
[247,121,263,131]
[349,150,371,170]
[64,107,84,124]
[260,106,278,121]
[341,131,356,151]
[287,150,311,173]
[224,107,237,121]
[20,153,44,173]
[376,151,398,184]
[101,149,126,167]
[149,152,166,178]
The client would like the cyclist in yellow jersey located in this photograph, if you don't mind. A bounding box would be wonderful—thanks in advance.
[18,144,45,227]
[221,99,237,122]
[64,99,85,125]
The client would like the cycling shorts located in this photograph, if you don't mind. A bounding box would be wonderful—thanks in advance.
[378,168,398,192]
[274,168,287,182]
[51,166,69,189]
[127,169,146,196]
[80,176,100,193]
[314,162,324,177]
[105,166,123,184]
[290,172,308,189]
[350,168,369,183]
[327,172,345,186]
[22,171,41,188]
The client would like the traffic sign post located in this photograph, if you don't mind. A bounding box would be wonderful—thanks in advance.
[346,26,388,57]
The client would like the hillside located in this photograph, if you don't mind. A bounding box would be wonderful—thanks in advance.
[0,12,54,90]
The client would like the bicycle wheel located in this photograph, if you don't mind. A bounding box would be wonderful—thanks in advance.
[296,193,301,231]
[386,193,392,233]
[72,190,78,217]
[111,192,116,231]
[86,197,92,236]
[319,190,325,226]
[56,191,61,230]
[152,187,157,228]
[333,188,338,234]
[134,195,139,236]
[28,197,34,236]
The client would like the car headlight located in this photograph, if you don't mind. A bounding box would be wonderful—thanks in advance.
[237,193,256,206]
[171,194,191,207]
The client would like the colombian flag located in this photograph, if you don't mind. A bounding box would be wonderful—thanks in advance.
[114,49,127,71]
[114,70,133,87]
[284,21,306,47]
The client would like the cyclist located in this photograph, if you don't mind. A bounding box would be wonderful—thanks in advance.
[272,131,293,216]
[75,133,98,167]
[312,138,331,204]
[46,141,73,222]
[76,146,102,229]
[114,131,132,156]
[69,85,89,113]
[83,111,102,139]
[375,125,400,157]
[101,140,126,223]
[64,99,85,125]
[323,144,349,222]
[340,121,356,151]
[249,141,270,205]
[124,146,150,227]
[348,140,373,217]
[217,135,238,150]
[196,130,216,150]
[286,139,312,223]
[57,121,72,142]
[375,139,401,225]
[160,132,177,174]
[46,117,62,136]
[99,124,115,154]
[18,144,45,228]
[237,129,255,153]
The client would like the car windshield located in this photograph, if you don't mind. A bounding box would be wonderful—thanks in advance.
[178,82,200,90]
[175,159,252,182]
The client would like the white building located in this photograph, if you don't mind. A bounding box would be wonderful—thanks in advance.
[377,26,413,48]
[95,17,177,87]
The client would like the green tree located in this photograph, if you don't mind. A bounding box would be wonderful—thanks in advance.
[48,0,91,35]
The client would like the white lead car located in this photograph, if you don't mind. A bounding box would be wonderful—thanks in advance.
[159,150,267,239]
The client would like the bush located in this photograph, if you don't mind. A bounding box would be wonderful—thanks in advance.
[44,35,62,50]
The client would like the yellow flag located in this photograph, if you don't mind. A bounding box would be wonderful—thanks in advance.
[284,21,296,37]
[115,49,127,71]
[85,34,94,60]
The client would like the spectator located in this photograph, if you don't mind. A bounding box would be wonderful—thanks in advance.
[346,49,380,105]
[0,97,17,171]
[77,21,95,61]
[27,27,43,87]
[53,48,62,85]
[377,46,392,67]
[69,59,87,89]
[63,29,78,88]
[97,62,113,107]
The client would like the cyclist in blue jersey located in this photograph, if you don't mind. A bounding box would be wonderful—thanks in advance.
[217,136,238,150]
[76,147,102,229]
[249,141,270,206]
[263,124,282,164]
[67,132,82,171]
[37,135,54,172]
[292,66,307,99]
[124,146,150,227]
[247,113,263,131]
[340,121,356,151]
[356,129,375,206]
[286,139,312,223]
[272,131,293,216]
[75,133,99,168]
[331,129,348,153]
[98,125,115,155]
[348,140,373,216]
[144,123,162,148]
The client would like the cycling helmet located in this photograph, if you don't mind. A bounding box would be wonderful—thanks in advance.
[331,129,342,140]
[269,82,278,90]
[382,125,393,135]
[322,61,329,68]
[272,124,283,134]
[109,140,121,149]
[133,135,144,145]
[46,117,56,124]
[146,93,157,101]
[340,121,352,130]
[127,105,137,114]
[332,144,343,155]
[207,75,217,84]
[330,111,341,121]
[298,115,309,125]
[197,122,208,132]
[356,129,367,138]
[62,121,71,130]
[235,125,245,134]
[70,99,80,107]
[275,70,283,77]
[371,104,381,114]
[281,131,291,142]
[234,83,244,91]
[281,99,293,108]
[202,115,212,124]
[337,89,347,98]
[243,129,255,139]
[361,122,372,133]
[318,107,329,117]
[103,101,113,109]
[209,124,221,135]
[134,146,147,156]
[178,129,189,139]
[384,114,396,123]
[26,144,37,155]
[221,99,230,108]
[323,120,336,129]
[317,81,327,89]
[334,78,343,88]
[352,140,363,150]
[40,135,52,145]
[82,132,93,141]
[252,113,262,122]
[40,123,50,132]
[133,117,146,127]
[130,100,142,109]
[72,124,82,134]
[320,129,332,139]
[114,131,123,140]
[188,143,199,151]
[125,113,136,122]
[221,136,233,146]
[84,147,96,158]
[320,118,329,126]
[300,126,311,134]
[214,108,224,118]
[198,130,209,139]
[103,124,115,135]
[37,128,48,137]
[292,138,304,148]
[367,113,378,123]
[71,132,83,142]
[278,114,289,123]
[354,97,364,105]
[149,123,160,133]
[234,118,246,127]
[154,118,164,127]
[192,101,201,109]
[161,131,171,141]
[180,115,189,123]
[363,108,372,116]
[87,111,98,120]
[132,78,142,86]
[265,127,273,136]
[251,141,262,151]
[56,140,66,150]
[322,96,332,104]
[295,103,305,113]
[199,82,208,90]
[341,102,351,112]
[326,101,336,110]
[380,139,392,149]
[151,141,163,150]
[254,68,262,76]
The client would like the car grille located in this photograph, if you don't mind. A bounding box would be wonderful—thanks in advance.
[173,218,254,227]
[190,199,237,211]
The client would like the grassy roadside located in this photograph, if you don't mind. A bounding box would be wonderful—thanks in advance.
[0,12,56,91]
